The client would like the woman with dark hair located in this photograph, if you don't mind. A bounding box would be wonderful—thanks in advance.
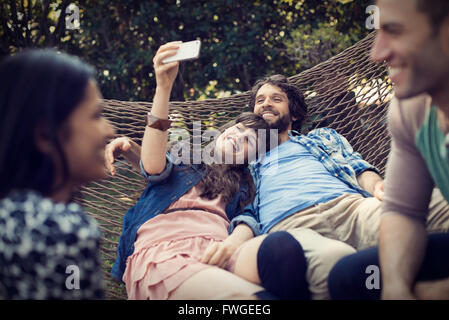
[106,43,309,300]
[0,49,115,299]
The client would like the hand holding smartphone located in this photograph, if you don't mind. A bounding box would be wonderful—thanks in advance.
[162,40,201,64]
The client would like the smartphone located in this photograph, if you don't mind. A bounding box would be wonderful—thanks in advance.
[162,40,201,64]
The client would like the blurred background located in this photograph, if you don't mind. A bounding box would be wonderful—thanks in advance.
[0,0,373,102]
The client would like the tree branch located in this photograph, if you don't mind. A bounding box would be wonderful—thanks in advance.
[9,0,25,44]
[52,0,71,46]
[242,64,251,91]
[0,3,16,53]
[20,0,32,46]
[37,0,50,45]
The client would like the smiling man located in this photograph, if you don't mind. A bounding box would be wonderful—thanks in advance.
[218,74,383,299]
[374,0,449,300]
[221,72,449,300]
[328,0,449,300]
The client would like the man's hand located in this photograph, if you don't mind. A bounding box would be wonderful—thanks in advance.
[105,136,135,175]
[414,278,449,300]
[356,170,384,199]
[373,180,384,201]
[200,237,242,269]
[382,284,417,300]
[200,224,254,269]
[379,214,427,300]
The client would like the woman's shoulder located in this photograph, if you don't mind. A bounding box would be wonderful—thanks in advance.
[0,190,100,239]
[0,190,82,218]
[0,190,103,299]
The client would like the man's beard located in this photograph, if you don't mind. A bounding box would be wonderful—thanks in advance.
[268,113,291,134]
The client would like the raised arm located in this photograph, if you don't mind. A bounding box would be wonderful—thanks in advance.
[141,42,181,175]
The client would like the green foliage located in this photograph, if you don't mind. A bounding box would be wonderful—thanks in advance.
[0,0,374,102]
[284,22,356,72]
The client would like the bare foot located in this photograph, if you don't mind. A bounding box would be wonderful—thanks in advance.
[414,278,449,300]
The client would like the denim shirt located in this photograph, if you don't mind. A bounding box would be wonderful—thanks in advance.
[111,154,260,281]
[245,127,379,224]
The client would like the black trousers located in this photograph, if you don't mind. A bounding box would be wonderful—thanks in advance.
[328,232,449,299]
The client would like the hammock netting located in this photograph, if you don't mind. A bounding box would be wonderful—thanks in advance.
[74,31,392,299]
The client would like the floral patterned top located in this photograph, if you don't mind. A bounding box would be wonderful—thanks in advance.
[0,191,104,299]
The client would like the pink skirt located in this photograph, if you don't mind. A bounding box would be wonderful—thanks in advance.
[123,236,216,300]
[122,210,240,300]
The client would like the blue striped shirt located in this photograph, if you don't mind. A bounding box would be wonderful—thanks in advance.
[245,127,379,233]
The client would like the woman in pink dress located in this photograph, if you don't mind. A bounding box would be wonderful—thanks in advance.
[107,42,309,300]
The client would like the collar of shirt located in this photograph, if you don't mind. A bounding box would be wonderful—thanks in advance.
[249,128,374,198]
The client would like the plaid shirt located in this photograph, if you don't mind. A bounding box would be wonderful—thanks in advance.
[241,127,379,227]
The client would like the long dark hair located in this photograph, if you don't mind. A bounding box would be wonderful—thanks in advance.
[199,113,272,211]
[0,49,96,198]
[249,74,308,134]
